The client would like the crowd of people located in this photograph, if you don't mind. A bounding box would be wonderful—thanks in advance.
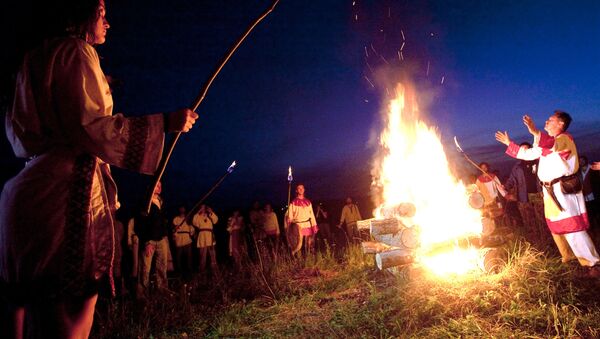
[121,182,365,300]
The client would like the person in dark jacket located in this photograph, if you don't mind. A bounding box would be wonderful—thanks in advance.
[134,182,171,298]
[504,142,543,241]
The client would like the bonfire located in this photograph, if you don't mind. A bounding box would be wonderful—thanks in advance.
[361,83,507,276]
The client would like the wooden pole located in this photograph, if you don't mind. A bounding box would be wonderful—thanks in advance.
[143,0,280,215]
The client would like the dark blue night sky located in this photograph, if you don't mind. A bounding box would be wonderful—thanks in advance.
[2,0,600,216]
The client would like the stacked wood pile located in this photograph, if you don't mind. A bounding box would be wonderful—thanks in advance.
[360,202,510,272]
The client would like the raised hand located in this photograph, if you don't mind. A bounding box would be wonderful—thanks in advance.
[522,115,539,136]
[495,131,511,146]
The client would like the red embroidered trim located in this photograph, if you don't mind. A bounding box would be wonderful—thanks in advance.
[538,132,555,149]
[292,198,312,207]
[61,154,95,297]
[546,213,589,234]
[506,142,520,158]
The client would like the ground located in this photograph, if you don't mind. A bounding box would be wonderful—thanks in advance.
[92,222,600,338]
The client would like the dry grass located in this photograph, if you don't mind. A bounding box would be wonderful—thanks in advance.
[92,240,600,338]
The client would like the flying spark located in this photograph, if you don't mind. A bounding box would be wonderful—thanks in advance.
[364,76,375,88]
[401,30,405,41]
[441,76,445,84]
[426,61,430,76]
[400,41,405,51]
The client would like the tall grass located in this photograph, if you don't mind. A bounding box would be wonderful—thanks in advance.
[92,240,600,338]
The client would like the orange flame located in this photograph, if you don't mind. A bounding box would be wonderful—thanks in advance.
[372,83,483,276]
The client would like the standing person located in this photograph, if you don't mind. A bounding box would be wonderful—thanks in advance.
[580,156,598,226]
[475,163,507,227]
[172,206,194,279]
[0,1,198,337]
[226,210,245,270]
[286,184,318,255]
[134,182,172,298]
[315,202,332,245]
[338,197,362,241]
[504,142,544,242]
[495,111,600,277]
[262,203,280,258]
[249,201,265,241]
[193,205,219,274]
[127,217,140,282]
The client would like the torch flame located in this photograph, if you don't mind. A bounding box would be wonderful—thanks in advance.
[288,166,293,182]
[372,83,483,276]
[227,161,237,173]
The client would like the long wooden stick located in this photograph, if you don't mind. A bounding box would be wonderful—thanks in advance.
[453,136,495,182]
[177,161,236,227]
[143,0,280,214]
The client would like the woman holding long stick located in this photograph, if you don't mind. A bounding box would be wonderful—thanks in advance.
[0,1,197,337]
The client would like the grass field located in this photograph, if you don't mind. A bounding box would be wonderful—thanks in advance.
[92,235,600,338]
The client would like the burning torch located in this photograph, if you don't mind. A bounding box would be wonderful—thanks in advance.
[179,161,237,226]
[287,166,293,208]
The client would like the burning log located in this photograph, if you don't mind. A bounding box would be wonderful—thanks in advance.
[357,218,373,230]
[361,241,393,254]
[380,202,416,218]
[375,249,414,270]
[370,218,408,235]
[422,235,483,257]
[481,247,508,273]
[371,224,420,249]
[422,232,513,257]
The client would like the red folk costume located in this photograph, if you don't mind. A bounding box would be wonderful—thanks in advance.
[505,132,599,266]
[0,38,165,302]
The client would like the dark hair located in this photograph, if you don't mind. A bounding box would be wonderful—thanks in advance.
[554,110,572,131]
[519,142,532,148]
[1,0,102,110]
[479,162,489,168]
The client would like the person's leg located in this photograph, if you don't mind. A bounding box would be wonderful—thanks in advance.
[131,236,139,278]
[137,241,155,297]
[174,246,183,274]
[209,246,218,268]
[199,247,207,271]
[551,233,577,263]
[25,294,98,339]
[4,304,24,339]
[183,244,193,276]
[563,231,600,267]
[155,238,169,290]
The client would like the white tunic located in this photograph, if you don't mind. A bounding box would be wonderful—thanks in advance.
[0,37,164,300]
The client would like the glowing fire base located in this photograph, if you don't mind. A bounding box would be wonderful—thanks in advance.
[359,215,511,274]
